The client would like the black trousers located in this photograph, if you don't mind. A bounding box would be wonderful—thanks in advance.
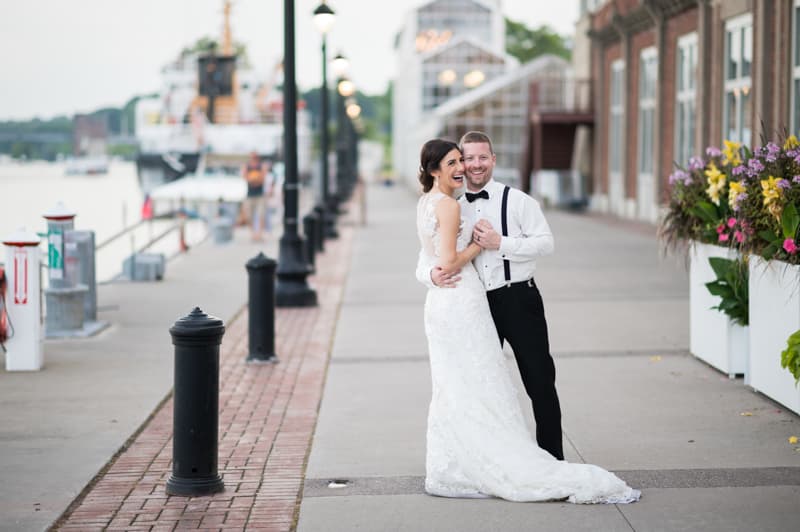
[486,278,564,460]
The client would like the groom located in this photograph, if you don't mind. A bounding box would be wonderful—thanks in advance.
[415,130,564,460]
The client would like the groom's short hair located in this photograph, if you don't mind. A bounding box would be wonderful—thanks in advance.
[459,131,494,154]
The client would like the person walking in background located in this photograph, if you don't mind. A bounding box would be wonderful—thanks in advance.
[242,151,269,241]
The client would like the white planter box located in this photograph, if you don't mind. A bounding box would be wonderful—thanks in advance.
[689,242,748,377]
[748,256,800,414]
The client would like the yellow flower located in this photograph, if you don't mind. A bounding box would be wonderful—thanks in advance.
[705,163,726,205]
[761,175,782,206]
[728,181,746,209]
[784,135,800,150]
[790,436,799,444]
[722,140,742,167]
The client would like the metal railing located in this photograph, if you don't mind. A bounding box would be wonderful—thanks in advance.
[529,78,594,115]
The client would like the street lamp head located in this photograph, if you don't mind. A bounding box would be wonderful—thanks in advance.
[346,102,361,119]
[338,78,355,97]
[332,52,350,78]
[313,2,336,34]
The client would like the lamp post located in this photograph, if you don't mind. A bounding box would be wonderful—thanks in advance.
[332,52,349,212]
[276,0,317,307]
[313,1,338,239]
[337,75,357,200]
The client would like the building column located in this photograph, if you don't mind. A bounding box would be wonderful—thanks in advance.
[696,0,714,152]
[591,40,607,209]
[651,12,667,207]
[753,0,775,144]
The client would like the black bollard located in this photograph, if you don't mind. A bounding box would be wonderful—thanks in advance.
[313,204,330,248]
[245,253,278,363]
[302,213,318,272]
[166,307,225,497]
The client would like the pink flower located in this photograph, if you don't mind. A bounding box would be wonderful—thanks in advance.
[784,239,798,254]
[734,230,745,243]
[719,233,730,243]
[727,217,737,228]
[716,223,725,234]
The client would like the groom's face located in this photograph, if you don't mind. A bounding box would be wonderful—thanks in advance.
[462,141,495,191]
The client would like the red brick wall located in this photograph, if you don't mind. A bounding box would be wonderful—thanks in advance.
[772,0,792,137]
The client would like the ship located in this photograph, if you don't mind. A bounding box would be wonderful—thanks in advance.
[134,0,311,194]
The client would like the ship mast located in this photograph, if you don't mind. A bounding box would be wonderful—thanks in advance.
[222,0,233,56]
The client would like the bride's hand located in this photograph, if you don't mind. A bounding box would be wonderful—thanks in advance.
[431,266,462,288]
[473,221,501,250]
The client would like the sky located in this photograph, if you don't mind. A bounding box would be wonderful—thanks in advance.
[0,0,579,121]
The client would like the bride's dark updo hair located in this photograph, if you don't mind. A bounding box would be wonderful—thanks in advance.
[418,139,460,193]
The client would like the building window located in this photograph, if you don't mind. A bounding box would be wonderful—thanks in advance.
[638,48,657,175]
[723,14,752,145]
[609,60,625,175]
[675,32,697,166]
[792,1,800,133]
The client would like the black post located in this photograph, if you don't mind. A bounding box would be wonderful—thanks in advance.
[335,79,348,213]
[276,0,317,307]
[319,35,338,239]
[312,204,326,252]
[166,307,225,497]
[245,253,278,363]
[302,212,318,272]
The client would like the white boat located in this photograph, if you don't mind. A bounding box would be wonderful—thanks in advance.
[134,0,311,194]
[64,155,110,175]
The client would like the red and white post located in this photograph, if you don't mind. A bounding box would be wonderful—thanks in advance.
[2,228,43,371]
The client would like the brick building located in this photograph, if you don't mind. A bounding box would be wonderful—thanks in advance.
[585,0,799,222]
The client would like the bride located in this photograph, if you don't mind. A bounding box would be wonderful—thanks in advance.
[416,139,640,503]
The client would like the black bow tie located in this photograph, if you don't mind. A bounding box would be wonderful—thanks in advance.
[465,190,489,203]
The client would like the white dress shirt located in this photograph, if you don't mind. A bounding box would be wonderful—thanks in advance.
[416,179,554,291]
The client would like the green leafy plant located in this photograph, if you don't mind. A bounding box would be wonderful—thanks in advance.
[781,329,800,385]
[705,257,749,326]
[756,202,800,259]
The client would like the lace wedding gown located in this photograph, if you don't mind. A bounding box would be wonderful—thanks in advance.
[417,191,640,504]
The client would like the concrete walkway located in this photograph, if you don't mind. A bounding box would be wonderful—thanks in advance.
[2,180,799,531]
[0,227,274,531]
[297,183,800,532]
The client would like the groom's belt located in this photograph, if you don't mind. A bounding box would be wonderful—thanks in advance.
[493,277,535,290]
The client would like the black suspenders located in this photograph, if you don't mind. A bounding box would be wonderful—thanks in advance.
[500,185,511,285]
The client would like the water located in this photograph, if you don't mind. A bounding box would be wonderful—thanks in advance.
[0,161,205,282]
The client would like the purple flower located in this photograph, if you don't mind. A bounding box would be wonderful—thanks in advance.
[793,175,800,184]
[732,192,748,211]
[747,158,765,172]
[794,153,800,165]
[766,142,781,155]
[788,149,799,158]
[688,157,705,171]
[706,146,722,158]
[777,178,791,190]
[669,170,690,185]
[732,165,747,176]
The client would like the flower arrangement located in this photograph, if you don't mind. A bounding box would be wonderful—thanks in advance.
[661,135,800,262]
[662,135,800,385]
[659,141,746,251]
[728,136,800,264]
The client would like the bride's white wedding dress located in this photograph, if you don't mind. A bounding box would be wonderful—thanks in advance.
[417,191,640,504]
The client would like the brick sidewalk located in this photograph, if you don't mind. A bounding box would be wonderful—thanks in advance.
[54,224,354,531]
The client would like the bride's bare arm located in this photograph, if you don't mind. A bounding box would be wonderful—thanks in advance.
[435,196,481,275]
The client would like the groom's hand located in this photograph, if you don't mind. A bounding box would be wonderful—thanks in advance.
[473,220,501,250]
[431,266,461,288]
